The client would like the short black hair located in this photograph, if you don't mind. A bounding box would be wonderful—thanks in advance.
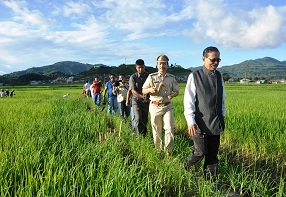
[135,59,145,66]
[118,73,125,77]
[203,46,220,57]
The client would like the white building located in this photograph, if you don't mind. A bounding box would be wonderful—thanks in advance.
[256,80,265,84]
[239,78,250,83]
[67,76,74,83]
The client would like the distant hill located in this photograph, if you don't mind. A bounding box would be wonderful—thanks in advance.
[78,64,191,78]
[5,61,96,77]
[190,57,286,79]
[0,62,192,85]
[1,57,285,85]
[219,57,286,79]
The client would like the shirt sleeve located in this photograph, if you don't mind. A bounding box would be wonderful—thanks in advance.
[221,75,227,117]
[113,87,118,95]
[129,75,135,90]
[142,75,152,89]
[172,77,180,93]
[183,73,196,126]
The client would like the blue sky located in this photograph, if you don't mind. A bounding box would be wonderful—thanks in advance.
[0,0,286,75]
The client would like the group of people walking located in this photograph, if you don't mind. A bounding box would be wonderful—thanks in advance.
[82,46,226,181]
[1,89,15,97]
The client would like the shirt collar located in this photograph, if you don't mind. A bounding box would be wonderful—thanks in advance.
[158,72,167,77]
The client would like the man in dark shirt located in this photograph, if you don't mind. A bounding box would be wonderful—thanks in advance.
[129,59,149,136]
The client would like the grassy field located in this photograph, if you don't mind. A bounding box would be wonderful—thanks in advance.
[0,83,285,196]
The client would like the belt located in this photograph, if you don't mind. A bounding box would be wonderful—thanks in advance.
[151,101,170,107]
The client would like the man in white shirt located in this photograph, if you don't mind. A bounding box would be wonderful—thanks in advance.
[184,46,226,181]
[84,81,91,98]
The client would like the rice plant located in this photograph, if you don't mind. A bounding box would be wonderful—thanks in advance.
[0,83,285,196]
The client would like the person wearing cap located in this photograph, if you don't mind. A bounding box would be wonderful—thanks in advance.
[129,59,150,136]
[142,54,179,155]
[184,46,226,181]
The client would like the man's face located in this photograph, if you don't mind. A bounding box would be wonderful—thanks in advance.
[109,75,115,82]
[94,78,99,82]
[157,61,168,74]
[136,65,145,75]
[119,75,125,81]
[203,51,221,71]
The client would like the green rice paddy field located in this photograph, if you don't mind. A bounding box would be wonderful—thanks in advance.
[0,83,285,196]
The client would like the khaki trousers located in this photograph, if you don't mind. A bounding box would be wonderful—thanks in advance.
[149,103,174,152]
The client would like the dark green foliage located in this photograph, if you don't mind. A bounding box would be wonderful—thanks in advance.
[218,57,286,79]
[4,61,96,77]
[1,56,286,86]
[18,73,49,84]
[222,73,231,81]
[189,57,286,80]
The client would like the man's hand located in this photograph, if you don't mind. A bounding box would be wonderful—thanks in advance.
[125,100,130,106]
[168,94,175,99]
[148,87,158,95]
[168,91,178,99]
[188,124,197,137]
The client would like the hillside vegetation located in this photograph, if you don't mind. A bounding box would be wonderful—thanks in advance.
[190,57,286,80]
[1,57,285,85]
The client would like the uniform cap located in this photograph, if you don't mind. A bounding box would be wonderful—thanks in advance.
[156,54,169,62]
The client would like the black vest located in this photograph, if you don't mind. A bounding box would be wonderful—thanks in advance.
[193,67,225,135]
[130,72,149,103]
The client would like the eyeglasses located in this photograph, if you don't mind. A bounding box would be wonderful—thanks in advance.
[207,57,221,63]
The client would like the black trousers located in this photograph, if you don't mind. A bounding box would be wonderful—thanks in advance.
[187,134,220,170]
[132,101,149,136]
[118,100,131,118]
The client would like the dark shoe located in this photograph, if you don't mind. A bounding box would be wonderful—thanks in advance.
[204,164,218,181]
[185,160,195,171]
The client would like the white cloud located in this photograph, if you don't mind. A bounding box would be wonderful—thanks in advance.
[0,0,286,74]
[91,0,190,40]
[241,5,286,49]
[0,21,33,37]
[2,0,54,30]
[0,49,24,65]
[183,0,286,49]
[62,1,92,17]
[4,64,12,69]
[0,71,7,75]
[43,16,109,47]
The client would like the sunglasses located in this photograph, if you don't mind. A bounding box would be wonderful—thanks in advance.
[207,57,221,63]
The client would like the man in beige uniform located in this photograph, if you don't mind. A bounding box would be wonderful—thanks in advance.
[142,54,179,154]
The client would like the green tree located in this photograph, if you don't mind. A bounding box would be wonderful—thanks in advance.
[222,73,231,81]
[18,73,48,84]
